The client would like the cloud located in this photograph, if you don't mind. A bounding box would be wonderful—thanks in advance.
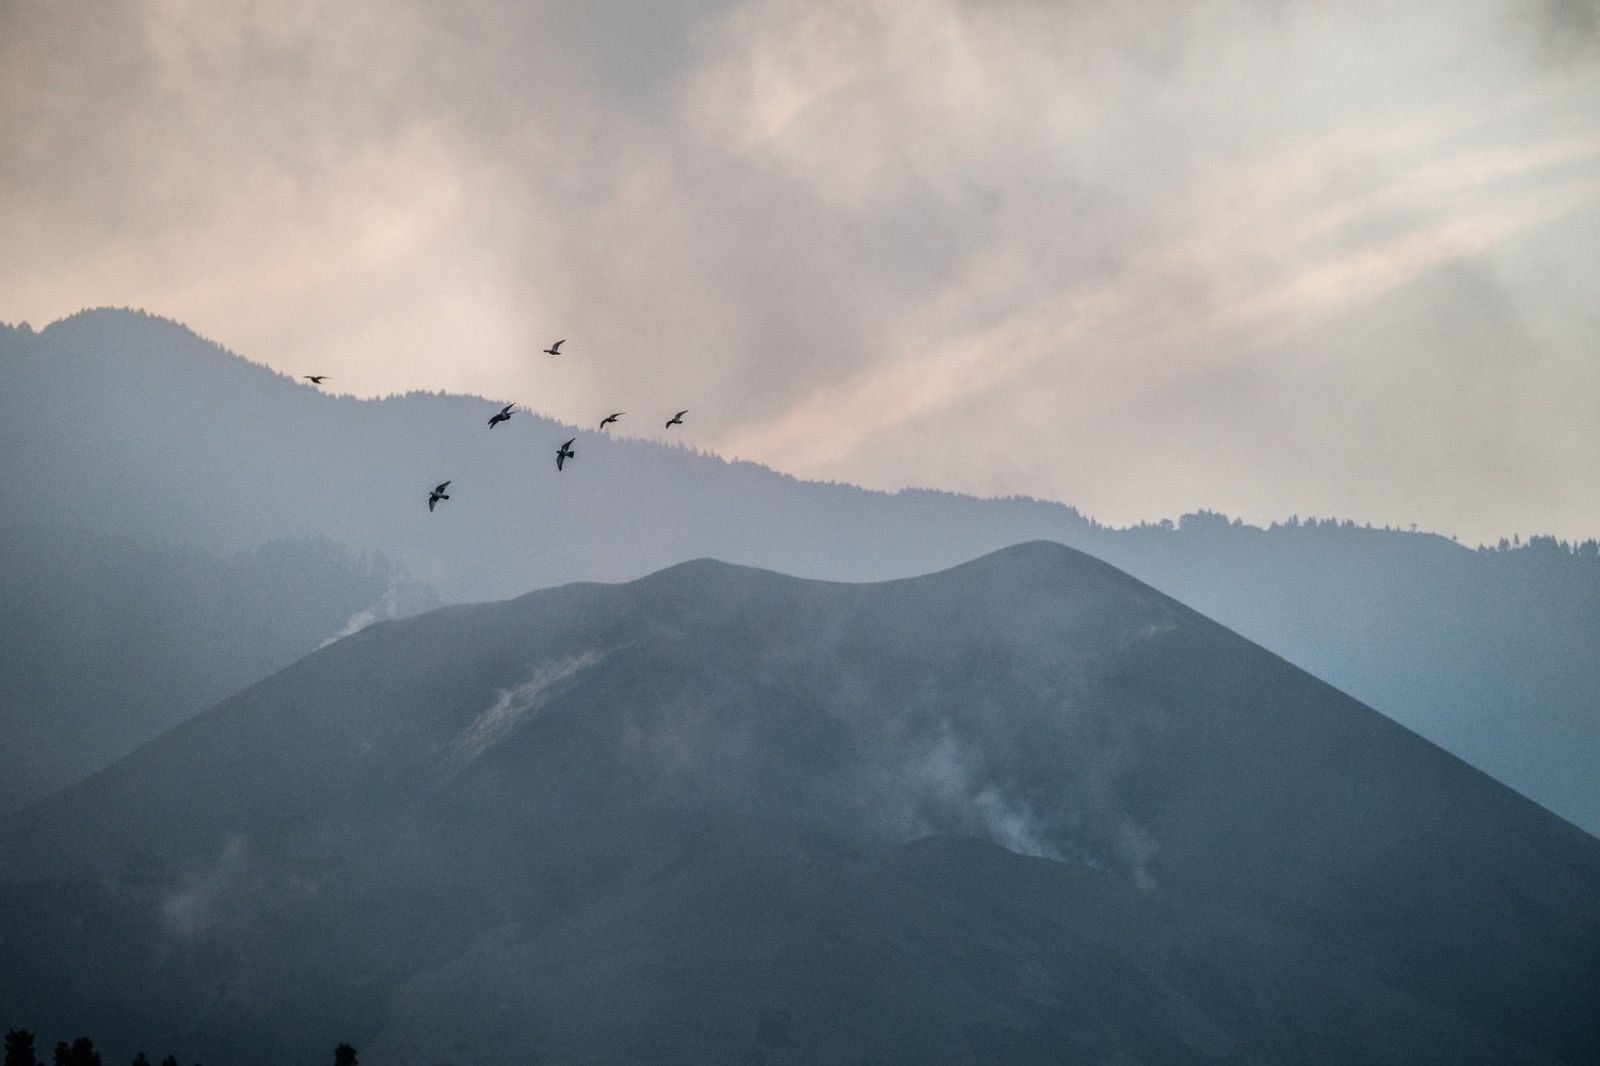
[3,0,1598,541]
[161,834,253,938]
[1116,819,1160,892]
[898,726,1065,861]
[718,117,1600,476]
[318,584,425,649]
[160,834,319,943]
[440,653,600,779]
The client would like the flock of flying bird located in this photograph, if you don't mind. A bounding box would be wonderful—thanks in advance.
[300,339,689,513]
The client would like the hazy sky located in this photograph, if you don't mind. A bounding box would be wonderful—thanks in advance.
[3,0,1598,543]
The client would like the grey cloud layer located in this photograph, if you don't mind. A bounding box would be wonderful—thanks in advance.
[3,0,1598,541]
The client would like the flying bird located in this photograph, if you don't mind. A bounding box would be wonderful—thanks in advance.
[544,339,565,356]
[600,412,624,429]
[303,375,329,385]
[428,481,451,512]
[556,438,576,471]
[665,410,688,429]
[488,402,516,429]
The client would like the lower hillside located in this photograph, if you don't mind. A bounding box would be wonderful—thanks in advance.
[2,543,1596,1064]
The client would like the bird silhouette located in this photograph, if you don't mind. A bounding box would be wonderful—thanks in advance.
[303,375,329,384]
[600,412,624,429]
[544,339,565,356]
[666,410,688,429]
[488,402,516,429]
[428,481,451,512]
[556,438,576,471]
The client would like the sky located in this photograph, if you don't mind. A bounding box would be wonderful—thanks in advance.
[2,0,1598,544]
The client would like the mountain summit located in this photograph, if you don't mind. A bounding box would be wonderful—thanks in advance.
[2,543,1595,1063]
[6,308,1600,839]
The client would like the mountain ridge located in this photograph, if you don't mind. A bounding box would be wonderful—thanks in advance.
[2,542,1596,1063]
[6,306,1600,841]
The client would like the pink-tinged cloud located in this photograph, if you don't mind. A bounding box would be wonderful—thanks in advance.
[717,130,1600,476]
[5,0,1600,540]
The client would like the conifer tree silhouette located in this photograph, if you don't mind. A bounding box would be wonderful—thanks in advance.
[65,1039,99,1066]
[3,1030,38,1066]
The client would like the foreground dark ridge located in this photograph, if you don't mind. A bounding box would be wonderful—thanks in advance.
[1,1028,359,1066]
[1,543,1596,1064]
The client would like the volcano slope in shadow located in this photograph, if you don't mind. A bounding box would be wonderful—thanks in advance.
[1,543,1597,1064]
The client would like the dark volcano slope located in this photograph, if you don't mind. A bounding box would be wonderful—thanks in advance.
[1,543,1596,1064]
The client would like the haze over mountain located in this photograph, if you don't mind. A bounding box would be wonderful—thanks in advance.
[0,522,436,811]
[4,307,1599,838]
[1,544,1595,1064]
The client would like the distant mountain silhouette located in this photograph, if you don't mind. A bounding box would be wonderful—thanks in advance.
[0,545,1595,1063]
[4,308,1600,836]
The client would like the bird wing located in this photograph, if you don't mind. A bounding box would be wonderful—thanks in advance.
[428,495,437,512]
[677,409,689,418]
[553,339,564,351]
[556,452,565,470]
[436,481,451,493]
